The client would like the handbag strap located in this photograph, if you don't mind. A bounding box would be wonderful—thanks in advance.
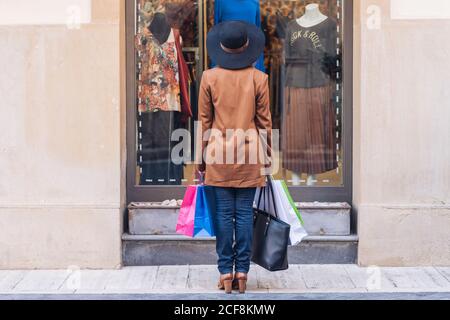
[257,175,268,209]
[256,176,279,219]
[256,176,270,210]
[266,176,279,219]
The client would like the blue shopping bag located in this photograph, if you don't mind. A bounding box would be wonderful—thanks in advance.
[193,185,216,237]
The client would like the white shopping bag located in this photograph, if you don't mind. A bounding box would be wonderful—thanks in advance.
[254,179,308,246]
[273,180,308,245]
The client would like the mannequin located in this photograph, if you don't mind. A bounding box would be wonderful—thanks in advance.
[136,12,185,185]
[290,4,328,186]
[297,3,328,28]
[283,3,338,187]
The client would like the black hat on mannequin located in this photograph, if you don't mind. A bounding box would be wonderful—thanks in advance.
[148,12,171,44]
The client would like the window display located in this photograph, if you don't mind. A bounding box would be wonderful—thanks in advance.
[135,0,198,185]
[133,0,344,188]
[136,12,182,113]
[282,3,339,186]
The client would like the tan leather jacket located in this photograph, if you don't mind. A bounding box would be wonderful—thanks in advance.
[196,66,272,188]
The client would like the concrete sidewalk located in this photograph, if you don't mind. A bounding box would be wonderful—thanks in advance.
[1,265,450,299]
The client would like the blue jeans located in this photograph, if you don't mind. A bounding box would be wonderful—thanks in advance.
[212,187,257,274]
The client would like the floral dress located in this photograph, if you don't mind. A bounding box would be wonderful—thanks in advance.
[136,28,181,113]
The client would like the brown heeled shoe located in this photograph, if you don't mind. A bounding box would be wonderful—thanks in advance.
[217,273,233,294]
[233,272,248,294]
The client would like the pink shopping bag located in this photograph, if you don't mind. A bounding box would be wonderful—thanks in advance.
[176,185,198,237]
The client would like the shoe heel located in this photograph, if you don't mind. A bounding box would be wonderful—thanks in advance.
[224,280,233,294]
[238,280,247,294]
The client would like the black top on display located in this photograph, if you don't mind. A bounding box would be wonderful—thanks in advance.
[285,18,338,88]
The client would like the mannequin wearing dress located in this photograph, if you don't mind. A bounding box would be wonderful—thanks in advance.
[283,3,337,187]
[290,4,328,186]
[136,13,184,185]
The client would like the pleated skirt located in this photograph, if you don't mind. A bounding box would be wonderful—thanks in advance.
[282,86,338,175]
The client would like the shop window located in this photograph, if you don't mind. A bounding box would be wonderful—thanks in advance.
[126,0,352,202]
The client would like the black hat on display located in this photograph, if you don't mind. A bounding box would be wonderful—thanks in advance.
[148,12,171,44]
[206,20,265,70]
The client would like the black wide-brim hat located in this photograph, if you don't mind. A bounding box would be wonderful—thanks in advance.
[207,20,265,70]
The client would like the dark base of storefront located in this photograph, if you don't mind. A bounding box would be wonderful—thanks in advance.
[122,202,358,266]
[122,234,358,266]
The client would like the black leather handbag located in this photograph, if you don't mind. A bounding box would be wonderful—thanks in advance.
[251,177,291,272]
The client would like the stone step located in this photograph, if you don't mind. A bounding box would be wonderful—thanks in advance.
[122,234,359,266]
[128,202,351,237]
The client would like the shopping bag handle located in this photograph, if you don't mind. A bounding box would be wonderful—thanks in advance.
[196,171,205,186]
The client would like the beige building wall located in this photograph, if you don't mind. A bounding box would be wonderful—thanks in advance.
[0,0,125,269]
[354,0,450,266]
[1,0,449,269]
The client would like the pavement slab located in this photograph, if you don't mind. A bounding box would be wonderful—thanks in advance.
[0,265,449,299]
